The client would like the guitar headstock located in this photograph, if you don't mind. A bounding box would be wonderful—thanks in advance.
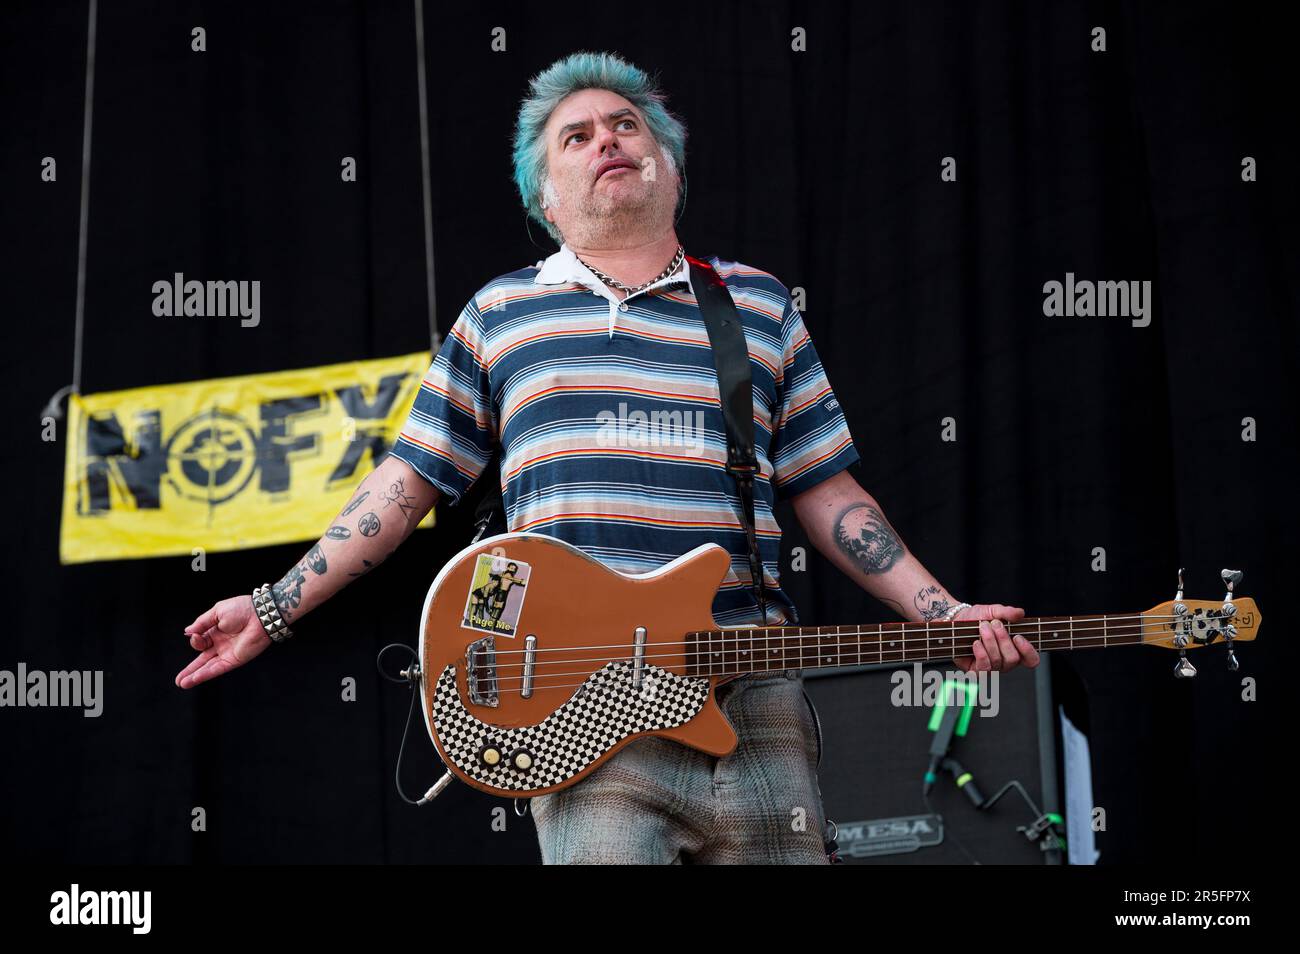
[1141,568,1261,678]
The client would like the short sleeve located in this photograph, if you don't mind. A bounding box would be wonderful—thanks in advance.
[388,300,496,505]
[768,301,860,499]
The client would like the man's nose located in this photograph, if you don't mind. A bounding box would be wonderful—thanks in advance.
[593,122,621,152]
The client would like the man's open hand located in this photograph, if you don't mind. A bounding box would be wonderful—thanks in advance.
[176,596,272,688]
[951,603,1040,673]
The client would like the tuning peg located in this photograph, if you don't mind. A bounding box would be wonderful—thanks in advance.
[1221,568,1242,622]
[1221,617,1240,670]
[1171,567,1187,618]
[1174,656,1197,679]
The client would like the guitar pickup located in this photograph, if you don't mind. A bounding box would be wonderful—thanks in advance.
[632,626,647,689]
[521,635,537,699]
[467,635,499,708]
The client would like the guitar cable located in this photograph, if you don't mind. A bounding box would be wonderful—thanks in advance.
[376,641,451,806]
[979,779,1067,856]
[922,773,1066,865]
[376,500,497,807]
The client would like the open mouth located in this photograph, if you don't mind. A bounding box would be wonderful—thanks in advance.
[595,159,638,180]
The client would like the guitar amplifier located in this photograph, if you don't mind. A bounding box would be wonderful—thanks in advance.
[802,659,1063,864]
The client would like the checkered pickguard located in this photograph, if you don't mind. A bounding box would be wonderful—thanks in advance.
[431,661,712,793]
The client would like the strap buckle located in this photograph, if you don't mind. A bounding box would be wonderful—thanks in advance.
[725,446,758,477]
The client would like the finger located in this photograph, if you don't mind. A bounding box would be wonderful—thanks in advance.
[176,655,230,691]
[953,655,974,673]
[1013,634,1041,667]
[183,654,234,688]
[185,606,219,635]
[991,620,1020,669]
[969,637,992,672]
[986,604,1025,622]
[979,621,1003,670]
[175,648,217,688]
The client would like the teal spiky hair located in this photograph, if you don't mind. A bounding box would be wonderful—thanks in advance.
[511,51,688,244]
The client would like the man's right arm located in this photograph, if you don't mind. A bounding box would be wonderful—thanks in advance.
[266,453,440,628]
[176,454,439,688]
[179,294,495,689]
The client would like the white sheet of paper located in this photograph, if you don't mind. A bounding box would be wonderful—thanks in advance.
[1060,705,1101,864]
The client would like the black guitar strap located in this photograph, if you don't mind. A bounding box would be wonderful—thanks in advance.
[470,451,507,543]
[687,257,768,622]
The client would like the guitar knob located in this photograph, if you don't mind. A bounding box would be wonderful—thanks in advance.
[509,748,535,772]
[1174,657,1197,679]
[477,743,503,768]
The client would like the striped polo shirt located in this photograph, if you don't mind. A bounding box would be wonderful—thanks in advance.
[388,243,859,627]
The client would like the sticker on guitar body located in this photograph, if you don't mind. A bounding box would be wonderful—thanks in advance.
[461,554,531,637]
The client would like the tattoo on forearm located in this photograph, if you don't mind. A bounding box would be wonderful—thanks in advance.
[272,564,306,620]
[341,491,369,517]
[304,543,327,575]
[914,585,953,621]
[326,525,351,540]
[358,512,381,536]
[380,476,418,521]
[271,544,329,620]
[833,503,904,574]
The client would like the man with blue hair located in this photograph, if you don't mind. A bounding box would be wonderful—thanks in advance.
[179,51,1036,864]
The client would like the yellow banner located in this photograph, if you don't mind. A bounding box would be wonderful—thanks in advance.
[60,351,435,564]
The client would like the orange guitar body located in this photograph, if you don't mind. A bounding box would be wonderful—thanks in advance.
[419,532,743,798]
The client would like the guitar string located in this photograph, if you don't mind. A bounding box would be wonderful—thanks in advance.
[483,621,1163,670]
[442,622,1227,691]
[467,612,1212,659]
[446,631,1216,694]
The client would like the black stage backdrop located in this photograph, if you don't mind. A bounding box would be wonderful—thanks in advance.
[1,0,1293,864]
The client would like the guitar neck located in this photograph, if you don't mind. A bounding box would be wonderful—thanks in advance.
[686,612,1146,678]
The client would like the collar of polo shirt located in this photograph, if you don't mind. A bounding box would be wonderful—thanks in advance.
[533,243,695,339]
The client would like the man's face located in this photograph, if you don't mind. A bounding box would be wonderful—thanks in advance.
[540,88,678,244]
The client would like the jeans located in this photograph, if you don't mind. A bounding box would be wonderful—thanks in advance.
[530,671,831,864]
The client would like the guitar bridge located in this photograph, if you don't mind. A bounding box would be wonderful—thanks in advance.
[467,636,499,708]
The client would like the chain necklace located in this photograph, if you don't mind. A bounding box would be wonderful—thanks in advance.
[576,245,685,295]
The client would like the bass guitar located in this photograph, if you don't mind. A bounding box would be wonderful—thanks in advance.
[416,533,1260,798]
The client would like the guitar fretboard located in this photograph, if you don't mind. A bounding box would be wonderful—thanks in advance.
[684,614,1147,677]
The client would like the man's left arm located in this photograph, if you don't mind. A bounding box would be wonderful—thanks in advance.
[791,470,1040,673]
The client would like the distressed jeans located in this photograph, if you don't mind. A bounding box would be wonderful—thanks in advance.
[530,671,831,864]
